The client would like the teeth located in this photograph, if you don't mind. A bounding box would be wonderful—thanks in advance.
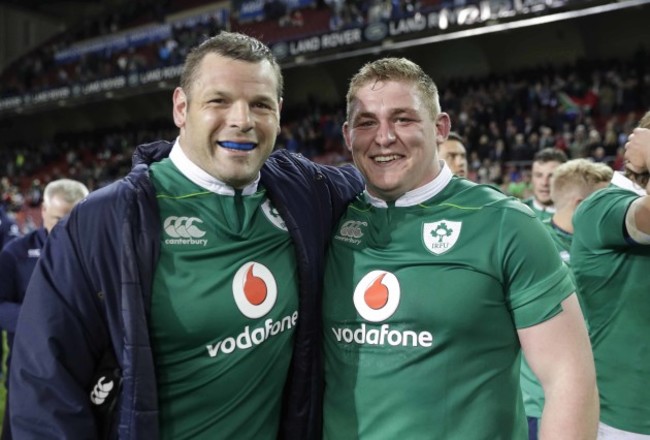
[219,141,257,151]
[374,155,400,163]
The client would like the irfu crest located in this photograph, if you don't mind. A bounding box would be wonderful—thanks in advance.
[422,220,462,255]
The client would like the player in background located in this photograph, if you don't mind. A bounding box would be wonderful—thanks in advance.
[571,111,650,439]
[521,159,612,440]
[523,148,568,221]
[437,131,468,178]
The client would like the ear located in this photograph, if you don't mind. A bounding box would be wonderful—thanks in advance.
[277,97,283,131]
[172,87,187,129]
[342,121,353,153]
[435,112,451,145]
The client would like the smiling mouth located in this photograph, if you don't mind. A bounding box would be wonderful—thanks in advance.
[218,141,257,151]
[373,154,401,163]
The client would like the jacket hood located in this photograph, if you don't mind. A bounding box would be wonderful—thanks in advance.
[132,140,174,168]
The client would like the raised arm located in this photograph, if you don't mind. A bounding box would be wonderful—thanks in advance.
[624,127,650,237]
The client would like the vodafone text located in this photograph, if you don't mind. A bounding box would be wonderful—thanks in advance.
[331,323,433,347]
[206,311,298,358]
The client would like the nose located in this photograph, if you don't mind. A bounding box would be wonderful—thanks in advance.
[227,101,253,132]
[375,121,396,147]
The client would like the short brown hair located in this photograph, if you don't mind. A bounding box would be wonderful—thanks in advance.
[533,148,568,164]
[180,31,283,101]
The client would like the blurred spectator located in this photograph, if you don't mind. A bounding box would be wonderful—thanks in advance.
[438,131,468,178]
[0,178,89,440]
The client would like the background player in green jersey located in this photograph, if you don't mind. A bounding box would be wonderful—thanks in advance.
[571,111,650,439]
[322,57,598,440]
[521,159,612,440]
[437,131,468,178]
[523,148,568,222]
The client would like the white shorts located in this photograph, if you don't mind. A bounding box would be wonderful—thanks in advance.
[598,422,650,440]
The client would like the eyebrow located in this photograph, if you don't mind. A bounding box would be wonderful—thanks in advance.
[353,107,415,120]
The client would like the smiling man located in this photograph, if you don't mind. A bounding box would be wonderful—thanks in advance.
[322,58,598,440]
[9,32,363,440]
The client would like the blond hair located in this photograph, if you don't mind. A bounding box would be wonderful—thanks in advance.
[551,159,613,209]
[345,57,440,122]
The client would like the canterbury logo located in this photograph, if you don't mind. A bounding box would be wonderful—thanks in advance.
[335,220,367,245]
[164,216,206,238]
[90,376,114,406]
[163,216,208,246]
[340,220,366,238]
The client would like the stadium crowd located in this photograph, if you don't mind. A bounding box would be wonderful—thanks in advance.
[0,0,648,232]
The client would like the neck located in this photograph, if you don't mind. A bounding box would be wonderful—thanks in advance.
[552,208,574,234]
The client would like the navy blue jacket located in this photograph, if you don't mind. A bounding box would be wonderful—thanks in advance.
[10,141,363,439]
[0,227,47,353]
[0,207,20,250]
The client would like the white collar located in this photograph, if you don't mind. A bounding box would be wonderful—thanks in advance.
[364,161,453,208]
[611,171,646,196]
[169,138,259,196]
[532,198,556,214]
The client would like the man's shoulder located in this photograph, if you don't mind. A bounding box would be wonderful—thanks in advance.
[1,231,30,254]
[576,185,637,219]
[522,197,535,208]
[67,167,154,237]
[264,150,362,188]
[446,181,536,218]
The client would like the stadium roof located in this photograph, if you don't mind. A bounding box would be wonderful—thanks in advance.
[1,0,115,26]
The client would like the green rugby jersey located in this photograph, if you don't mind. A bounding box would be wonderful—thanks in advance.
[523,198,554,222]
[323,171,574,439]
[572,185,650,434]
[149,155,298,440]
[521,219,575,419]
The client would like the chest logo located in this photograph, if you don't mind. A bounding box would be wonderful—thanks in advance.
[353,270,400,322]
[232,262,278,319]
[261,199,287,231]
[332,271,433,347]
[164,216,206,238]
[422,220,462,255]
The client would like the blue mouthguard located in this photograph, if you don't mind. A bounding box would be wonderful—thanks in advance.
[220,141,257,151]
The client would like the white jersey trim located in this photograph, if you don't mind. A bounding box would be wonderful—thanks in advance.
[364,161,453,208]
[169,138,259,196]
[532,198,556,214]
[609,172,649,244]
[625,199,650,244]
[611,171,646,196]
[597,421,650,439]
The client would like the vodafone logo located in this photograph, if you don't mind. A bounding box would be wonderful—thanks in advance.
[353,270,400,322]
[205,262,296,359]
[331,270,433,348]
[232,262,277,319]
